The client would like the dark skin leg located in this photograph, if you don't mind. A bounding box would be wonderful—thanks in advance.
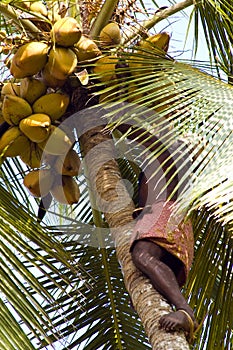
[131,162,197,336]
[131,240,198,334]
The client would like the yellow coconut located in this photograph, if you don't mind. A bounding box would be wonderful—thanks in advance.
[10,41,49,78]
[1,82,20,99]
[20,141,43,168]
[54,148,81,176]
[139,32,170,53]
[50,17,82,47]
[99,22,121,47]
[93,56,117,82]
[23,169,54,197]
[32,92,70,121]
[19,113,51,143]
[0,30,7,42]
[0,126,30,157]
[47,46,78,80]
[41,63,66,88]
[30,1,48,17]
[2,95,32,125]
[75,35,101,61]
[38,125,72,155]
[20,77,47,104]
[51,175,80,204]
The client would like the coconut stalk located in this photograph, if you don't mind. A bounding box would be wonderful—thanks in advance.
[78,113,190,349]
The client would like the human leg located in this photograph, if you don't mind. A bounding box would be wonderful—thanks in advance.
[131,239,197,338]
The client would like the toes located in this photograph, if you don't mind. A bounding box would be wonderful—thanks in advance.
[166,320,180,332]
[164,321,173,331]
[159,315,167,329]
[159,309,197,342]
[159,315,175,331]
[159,311,187,332]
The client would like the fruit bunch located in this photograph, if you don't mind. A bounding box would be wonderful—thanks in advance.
[0,10,123,88]
[0,77,81,204]
[8,16,82,87]
[0,8,123,206]
[6,17,122,86]
[23,149,81,205]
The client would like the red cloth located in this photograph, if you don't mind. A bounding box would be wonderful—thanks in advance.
[130,201,194,286]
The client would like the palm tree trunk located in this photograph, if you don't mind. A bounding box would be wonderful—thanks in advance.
[78,115,190,349]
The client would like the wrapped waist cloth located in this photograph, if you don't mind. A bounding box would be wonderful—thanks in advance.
[130,201,194,286]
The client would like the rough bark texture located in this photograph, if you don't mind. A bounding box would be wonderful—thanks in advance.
[79,115,190,350]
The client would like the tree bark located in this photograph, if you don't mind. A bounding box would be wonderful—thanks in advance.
[78,114,190,350]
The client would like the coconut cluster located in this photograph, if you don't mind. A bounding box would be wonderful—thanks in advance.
[0,77,81,204]
[0,12,124,206]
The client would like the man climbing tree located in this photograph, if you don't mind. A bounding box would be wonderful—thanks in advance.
[117,123,198,342]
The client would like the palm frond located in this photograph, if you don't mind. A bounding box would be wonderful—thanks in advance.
[0,298,36,350]
[40,229,151,349]
[187,209,233,350]
[193,0,233,78]
[92,52,233,226]
[0,180,89,349]
[0,157,36,211]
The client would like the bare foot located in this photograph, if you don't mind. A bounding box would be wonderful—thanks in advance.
[159,309,198,342]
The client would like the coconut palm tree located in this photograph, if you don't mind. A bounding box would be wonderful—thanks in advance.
[0,1,232,350]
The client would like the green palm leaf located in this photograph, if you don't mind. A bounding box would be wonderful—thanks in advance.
[0,298,37,350]
[193,0,233,76]
[39,232,151,349]
[0,177,89,348]
[94,52,233,222]
[188,209,233,350]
